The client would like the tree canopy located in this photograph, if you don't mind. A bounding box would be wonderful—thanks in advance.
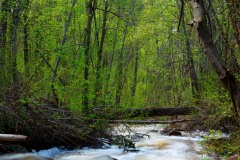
[0,0,240,115]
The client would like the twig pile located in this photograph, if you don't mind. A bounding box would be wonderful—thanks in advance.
[0,101,109,151]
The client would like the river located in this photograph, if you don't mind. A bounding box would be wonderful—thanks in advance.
[36,124,210,160]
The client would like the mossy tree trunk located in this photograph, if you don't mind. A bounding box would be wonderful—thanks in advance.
[190,0,240,116]
[83,0,95,113]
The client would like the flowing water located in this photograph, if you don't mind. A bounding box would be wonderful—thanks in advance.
[36,124,210,160]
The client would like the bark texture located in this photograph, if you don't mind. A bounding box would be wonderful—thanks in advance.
[83,0,94,113]
[190,0,240,116]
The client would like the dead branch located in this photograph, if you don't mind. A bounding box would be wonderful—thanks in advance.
[0,134,27,142]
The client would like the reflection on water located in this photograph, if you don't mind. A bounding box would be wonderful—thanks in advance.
[39,125,208,160]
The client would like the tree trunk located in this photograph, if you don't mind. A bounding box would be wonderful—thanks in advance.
[131,50,139,106]
[23,0,30,77]
[51,0,76,103]
[115,24,128,106]
[94,1,108,106]
[11,1,21,101]
[109,107,198,119]
[0,0,8,100]
[83,0,94,113]
[0,134,27,142]
[226,0,240,50]
[179,6,199,97]
[129,107,197,117]
[105,119,195,124]
[0,0,8,70]
[103,18,120,106]
[190,0,240,116]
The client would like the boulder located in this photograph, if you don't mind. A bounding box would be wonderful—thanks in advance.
[168,131,181,136]
[160,127,170,135]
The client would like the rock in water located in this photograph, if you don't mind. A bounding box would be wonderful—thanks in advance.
[227,154,239,160]
[168,131,181,136]
[0,153,53,160]
[90,155,117,160]
[37,147,61,157]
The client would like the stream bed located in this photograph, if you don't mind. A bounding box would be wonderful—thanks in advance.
[36,124,210,160]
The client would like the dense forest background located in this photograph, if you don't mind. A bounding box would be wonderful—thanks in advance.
[1,0,239,115]
[0,0,240,156]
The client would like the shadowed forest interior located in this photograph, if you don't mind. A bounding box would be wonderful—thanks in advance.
[0,0,239,159]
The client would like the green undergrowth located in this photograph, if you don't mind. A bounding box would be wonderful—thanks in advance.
[201,130,240,159]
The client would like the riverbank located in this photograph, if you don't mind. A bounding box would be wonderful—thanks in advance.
[0,102,109,152]
[1,122,239,160]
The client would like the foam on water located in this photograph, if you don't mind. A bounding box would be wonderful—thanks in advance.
[51,125,207,160]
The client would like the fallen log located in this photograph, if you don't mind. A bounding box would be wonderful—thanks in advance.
[107,119,195,124]
[124,107,198,117]
[91,106,198,118]
[0,134,27,142]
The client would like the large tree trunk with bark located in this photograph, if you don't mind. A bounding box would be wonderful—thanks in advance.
[190,0,240,117]
[107,107,198,119]
[176,0,199,98]
[83,0,94,113]
[127,107,197,117]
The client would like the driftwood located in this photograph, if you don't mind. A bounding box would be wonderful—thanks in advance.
[0,134,27,142]
[107,119,195,124]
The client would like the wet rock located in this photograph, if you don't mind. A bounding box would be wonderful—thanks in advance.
[160,127,170,135]
[168,131,181,136]
[37,147,61,157]
[149,129,158,132]
[131,133,150,142]
[180,123,188,130]
[227,154,239,160]
[90,155,117,160]
[0,153,53,160]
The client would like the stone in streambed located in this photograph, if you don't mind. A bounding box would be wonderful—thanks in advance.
[89,155,117,160]
[227,154,239,160]
[168,131,181,136]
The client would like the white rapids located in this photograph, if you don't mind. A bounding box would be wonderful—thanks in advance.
[37,124,209,160]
